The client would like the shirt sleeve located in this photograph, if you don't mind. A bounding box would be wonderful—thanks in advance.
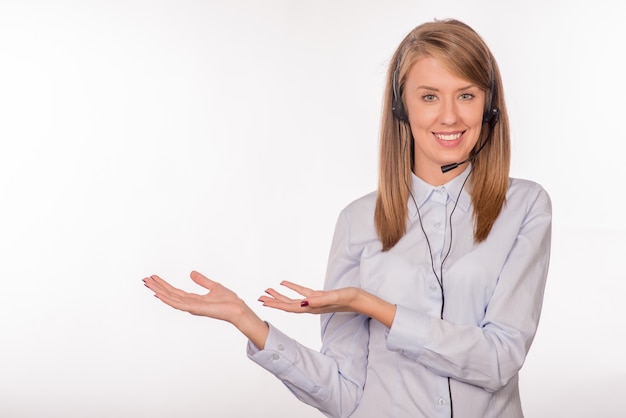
[247,209,369,418]
[386,183,552,393]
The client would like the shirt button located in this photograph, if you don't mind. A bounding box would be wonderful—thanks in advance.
[271,354,279,361]
[429,284,438,291]
[277,343,284,351]
[434,222,442,228]
[438,398,446,405]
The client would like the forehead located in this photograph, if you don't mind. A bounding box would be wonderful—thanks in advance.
[406,56,474,89]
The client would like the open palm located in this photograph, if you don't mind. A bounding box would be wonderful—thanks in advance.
[143,271,244,323]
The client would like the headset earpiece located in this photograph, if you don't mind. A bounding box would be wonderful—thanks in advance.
[391,53,409,122]
[392,96,408,122]
[482,71,499,124]
[483,107,499,124]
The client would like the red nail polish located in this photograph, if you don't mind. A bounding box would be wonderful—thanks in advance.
[300,300,309,307]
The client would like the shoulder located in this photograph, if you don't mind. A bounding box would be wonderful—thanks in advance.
[339,190,377,224]
[331,190,379,246]
[506,177,552,214]
[485,177,552,244]
[508,177,550,199]
[343,190,377,212]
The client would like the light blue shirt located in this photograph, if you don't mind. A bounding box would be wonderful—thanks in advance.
[248,167,552,418]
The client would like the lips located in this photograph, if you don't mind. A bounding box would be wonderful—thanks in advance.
[433,131,463,141]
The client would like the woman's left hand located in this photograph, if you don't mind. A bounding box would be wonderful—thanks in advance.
[259,281,362,314]
[260,281,397,327]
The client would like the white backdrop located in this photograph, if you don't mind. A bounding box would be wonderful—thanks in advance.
[1,1,624,417]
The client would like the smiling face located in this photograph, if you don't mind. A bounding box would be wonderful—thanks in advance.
[403,56,487,185]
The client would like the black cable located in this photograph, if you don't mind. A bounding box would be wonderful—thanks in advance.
[401,118,472,417]
[413,169,470,317]
[411,168,471,418]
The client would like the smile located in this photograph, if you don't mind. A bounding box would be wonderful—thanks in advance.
[434,132,463,141]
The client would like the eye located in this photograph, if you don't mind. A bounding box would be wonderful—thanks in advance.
[421,94,437,102]
[459,92,475,100]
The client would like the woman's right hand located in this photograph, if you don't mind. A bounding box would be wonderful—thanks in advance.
[143,271,269,349]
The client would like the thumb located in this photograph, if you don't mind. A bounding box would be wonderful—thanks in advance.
[190,270,217,290]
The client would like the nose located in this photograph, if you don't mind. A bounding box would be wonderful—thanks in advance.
[439,98,459,125]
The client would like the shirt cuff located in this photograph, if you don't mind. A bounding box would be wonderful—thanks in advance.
[247,322,298,376]
[385,304,431,360]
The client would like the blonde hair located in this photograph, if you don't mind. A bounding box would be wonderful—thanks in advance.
[375,19,510,251]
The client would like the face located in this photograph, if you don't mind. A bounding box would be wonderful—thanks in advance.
[403,56,486,185]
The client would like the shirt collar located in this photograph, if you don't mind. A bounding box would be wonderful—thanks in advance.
[409,164,473,213]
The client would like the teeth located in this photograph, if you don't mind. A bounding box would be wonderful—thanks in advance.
[435,133,462,141]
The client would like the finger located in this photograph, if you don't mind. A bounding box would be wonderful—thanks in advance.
[300,291,352,313]
[299,295,329,309]
[145,275,184,295]
[153,289,194,312]
[261,297,308,313]
[262,289,293,304]
[280,280,315,297]
[190,270,219,291]
[264,287,294,303]
[143,275,167,293]
[146,274,175,290]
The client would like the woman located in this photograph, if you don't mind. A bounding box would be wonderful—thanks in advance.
[143,19,551,418]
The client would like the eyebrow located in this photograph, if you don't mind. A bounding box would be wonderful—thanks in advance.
[416,84,478,92]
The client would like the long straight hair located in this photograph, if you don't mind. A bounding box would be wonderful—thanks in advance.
[375,19,510,251]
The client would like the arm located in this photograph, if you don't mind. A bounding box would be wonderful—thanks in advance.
[143,271,368,417]
[143,209,371,417]
[258,184,551,394]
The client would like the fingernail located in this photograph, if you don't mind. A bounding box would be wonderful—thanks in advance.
[300,300,309,307]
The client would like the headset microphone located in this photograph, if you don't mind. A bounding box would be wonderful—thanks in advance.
[441,158,470,174]
[440,107,499,173]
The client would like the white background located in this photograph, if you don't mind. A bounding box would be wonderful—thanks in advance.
[1,1,624,417]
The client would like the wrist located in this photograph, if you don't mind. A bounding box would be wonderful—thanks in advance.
[356,290,396,328]
[233,299,269,350]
